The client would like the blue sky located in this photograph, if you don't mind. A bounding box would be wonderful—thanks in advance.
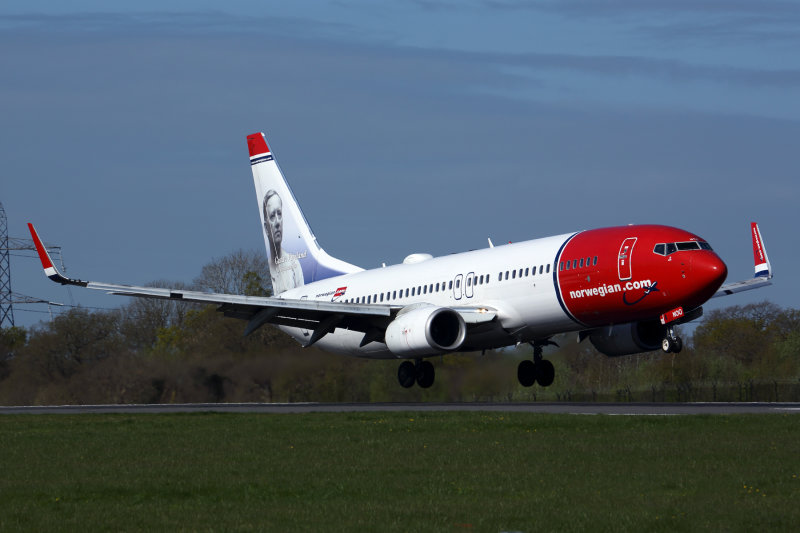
[1,0,797,327]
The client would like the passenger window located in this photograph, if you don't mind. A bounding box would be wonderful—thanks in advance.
[429,284,433,292]
[411,287,415,296]
[573,260,577,269]
[456,280,460,288]
[380,294,384,302]
[448,281,453,290]
[565,261,570,271]
[593,256,598,266]
[505,271,509,280]
[579,258,584,268]
[435,283,440,292]
[467,277,471,287]
[512,270,516,279]
[559,262,564,271]
[546,264,550,274]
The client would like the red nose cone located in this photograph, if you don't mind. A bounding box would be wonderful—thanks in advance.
[693,252,728,300]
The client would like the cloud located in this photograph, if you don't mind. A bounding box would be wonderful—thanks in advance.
[480,0,800,45]
[1,9,796,325]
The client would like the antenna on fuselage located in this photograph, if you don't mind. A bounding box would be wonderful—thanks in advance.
[487,238,494,248]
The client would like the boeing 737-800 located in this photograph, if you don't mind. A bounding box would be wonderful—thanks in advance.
[29,132,773,389]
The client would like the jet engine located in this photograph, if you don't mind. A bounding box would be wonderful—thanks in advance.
[589,320,665,357]
[385,305,467,357]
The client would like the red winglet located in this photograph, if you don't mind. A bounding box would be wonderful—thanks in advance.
[27,223,54,270]
[247,132,270,157]
[750,222,771,278]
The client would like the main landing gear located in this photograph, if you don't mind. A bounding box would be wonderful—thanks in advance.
[517,340,556,388]
[398,359,435,389]
[661,327,683,353]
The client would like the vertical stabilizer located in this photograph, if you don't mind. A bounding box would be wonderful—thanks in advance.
[248,133,361,295]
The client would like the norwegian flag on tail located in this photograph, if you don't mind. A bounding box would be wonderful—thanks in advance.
[332,287,347,302]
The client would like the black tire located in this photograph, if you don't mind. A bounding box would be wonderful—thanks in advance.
[416,360,435,389]
[518,360,536,387]
[536,359,555,387]
[672,336,683,353]
[398,361,416,388]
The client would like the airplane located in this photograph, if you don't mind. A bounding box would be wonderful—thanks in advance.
[28,131,773,389]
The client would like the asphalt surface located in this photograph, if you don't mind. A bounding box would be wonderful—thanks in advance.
[1,402,799,415]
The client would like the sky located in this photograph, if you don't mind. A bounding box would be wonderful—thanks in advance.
[1,0,797,328]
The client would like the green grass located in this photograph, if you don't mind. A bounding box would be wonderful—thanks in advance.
[1,412,798,531]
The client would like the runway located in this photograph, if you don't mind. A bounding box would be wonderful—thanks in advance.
[1,402,799,415]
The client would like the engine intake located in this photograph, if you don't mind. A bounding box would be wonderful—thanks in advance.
[385,305,467,357]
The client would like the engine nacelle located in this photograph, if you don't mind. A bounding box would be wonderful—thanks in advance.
[385,305,467,357]
[589,320,665,357]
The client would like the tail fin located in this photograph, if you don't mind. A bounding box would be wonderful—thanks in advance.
[247,132,361,295]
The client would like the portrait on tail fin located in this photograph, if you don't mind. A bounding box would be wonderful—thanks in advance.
[263,189,304,293]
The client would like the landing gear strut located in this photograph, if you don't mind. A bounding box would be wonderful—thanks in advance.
[397,359,435,389]
[661,327,683,353]
[517,340,556,388]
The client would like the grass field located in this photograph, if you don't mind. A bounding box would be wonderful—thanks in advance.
[1,412,798,531]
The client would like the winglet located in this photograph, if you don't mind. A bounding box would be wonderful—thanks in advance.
[27,223,87,286]
[751,222,772,279]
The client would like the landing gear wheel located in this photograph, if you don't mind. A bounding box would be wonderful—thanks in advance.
[662,335,683,353]
[672,336,683,353]
[416,360,435,389]
[518,360,536,387]
[536,359,555,387]
[661,337,673,353]
[398,361,416,388]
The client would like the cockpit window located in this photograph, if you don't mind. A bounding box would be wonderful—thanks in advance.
[655,241,712,255]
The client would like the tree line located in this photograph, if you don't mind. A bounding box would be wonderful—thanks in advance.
[1,250,798,404]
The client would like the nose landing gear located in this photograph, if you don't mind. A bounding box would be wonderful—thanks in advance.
[517,340,556,387]
[662,327,683,353]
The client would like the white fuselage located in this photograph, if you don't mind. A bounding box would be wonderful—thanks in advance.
[279,232,577,358]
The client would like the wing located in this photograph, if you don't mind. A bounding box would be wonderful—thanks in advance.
[712,222,773,298]
[28,224,496,348]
